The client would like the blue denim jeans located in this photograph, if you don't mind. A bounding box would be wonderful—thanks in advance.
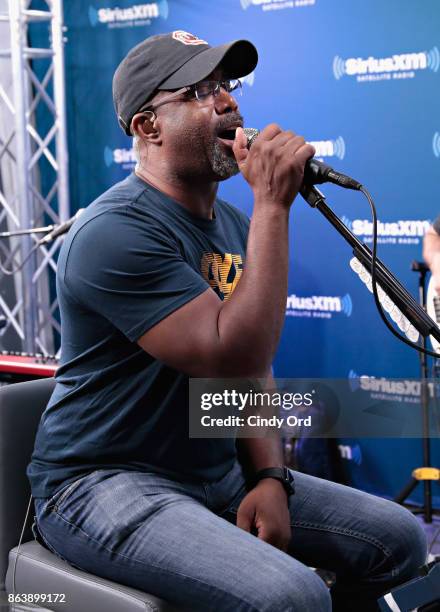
[34,461,427,612]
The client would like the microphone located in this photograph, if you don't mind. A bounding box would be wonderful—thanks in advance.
[243,128,362,191]
[39,209,85,244]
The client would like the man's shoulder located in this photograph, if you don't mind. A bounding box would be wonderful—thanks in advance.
[71,174,165,238]
[85,172,150,218]
[59,175,172,275]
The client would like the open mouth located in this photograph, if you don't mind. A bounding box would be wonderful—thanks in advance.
[217,129,237,141]
[216,128,239,152]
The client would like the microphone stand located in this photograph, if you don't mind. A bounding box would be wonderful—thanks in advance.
[0,225,57,238]
[393,261,439,522]
[300,184,440,346]
[301,185,440,521]
[0,223,62,279]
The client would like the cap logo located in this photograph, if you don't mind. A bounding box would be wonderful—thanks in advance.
[172,31,208,46]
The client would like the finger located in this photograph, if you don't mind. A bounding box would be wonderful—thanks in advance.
[233,127,249,165]
[269,130,297,150]
[278,134,307,153]
[256,523,272,543]
[257,525,281,548]
[258,527,289,552]
[257,123,283,143]
[236,508,253,533]
[277,135,314,163]
[292,142,316,166]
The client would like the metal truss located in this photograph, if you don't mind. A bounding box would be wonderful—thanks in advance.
[0,0,69,355]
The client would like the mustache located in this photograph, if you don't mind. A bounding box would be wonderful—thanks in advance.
[215,113,244,133]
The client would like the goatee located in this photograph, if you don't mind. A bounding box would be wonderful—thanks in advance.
[210,140,239,180]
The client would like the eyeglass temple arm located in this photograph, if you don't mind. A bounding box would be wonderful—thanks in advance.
[137,86,190,114]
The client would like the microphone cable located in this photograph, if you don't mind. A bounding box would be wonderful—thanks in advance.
[0,209,84,276]
[0,242,41,276]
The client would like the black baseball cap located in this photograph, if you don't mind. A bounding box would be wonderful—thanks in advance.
[113,30,258,135]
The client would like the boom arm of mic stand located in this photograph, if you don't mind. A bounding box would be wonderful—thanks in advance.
[0,225,54,238]
[300,184,440,346]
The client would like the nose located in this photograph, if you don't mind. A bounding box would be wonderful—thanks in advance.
[214,87,238,114]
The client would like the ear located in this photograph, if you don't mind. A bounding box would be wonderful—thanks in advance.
[131,111,162,144]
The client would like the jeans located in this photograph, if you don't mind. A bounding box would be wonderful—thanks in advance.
[34,461,427,612]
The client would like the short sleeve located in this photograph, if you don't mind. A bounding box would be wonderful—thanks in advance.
[63,210,209,341]
[433,216,440,236]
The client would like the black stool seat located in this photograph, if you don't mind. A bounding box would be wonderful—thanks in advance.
[7,541,182,612]
[0,379,186,611]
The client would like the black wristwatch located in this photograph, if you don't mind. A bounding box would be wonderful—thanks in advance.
[253,467,295,497]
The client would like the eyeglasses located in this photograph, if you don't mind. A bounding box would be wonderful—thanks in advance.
[138,79,242,114]
[190,79,242,100]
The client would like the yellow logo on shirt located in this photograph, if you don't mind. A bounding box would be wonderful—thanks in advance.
[201,253,243,301]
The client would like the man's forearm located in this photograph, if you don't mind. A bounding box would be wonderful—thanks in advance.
[216,204,289,376]
[236,437,284,477]
[236,372,284,475]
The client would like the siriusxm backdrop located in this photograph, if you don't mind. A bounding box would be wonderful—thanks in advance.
[45,0,440,503]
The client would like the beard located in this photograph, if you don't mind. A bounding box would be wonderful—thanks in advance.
[208,138,240,180]
[164,110,244,181]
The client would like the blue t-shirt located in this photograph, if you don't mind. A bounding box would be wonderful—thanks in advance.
[28,173,249,498]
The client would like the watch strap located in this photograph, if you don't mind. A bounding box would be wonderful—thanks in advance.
[254,467,295,496]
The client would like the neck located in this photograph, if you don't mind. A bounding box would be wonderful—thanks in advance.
[135,164,218,220]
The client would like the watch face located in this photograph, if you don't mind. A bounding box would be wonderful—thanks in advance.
[283,468,295,494]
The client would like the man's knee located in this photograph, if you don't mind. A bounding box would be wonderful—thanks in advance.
[390,505,427,581]
[248,566,331,612]
[365,502,427,584]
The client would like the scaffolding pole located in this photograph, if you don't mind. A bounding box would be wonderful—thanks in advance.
[0,0,69,355]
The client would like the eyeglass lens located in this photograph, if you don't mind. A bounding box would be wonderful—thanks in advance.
[194,80,242,100]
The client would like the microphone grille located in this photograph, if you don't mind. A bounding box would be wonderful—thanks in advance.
[243,127,260,149]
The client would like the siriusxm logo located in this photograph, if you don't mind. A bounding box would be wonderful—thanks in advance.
[286,293,352,318]
[333,47,439,82]
[89,1,168,27]
[240,0,315,11]
[433,132,440,158]
[348,370,436,399]
[348,370,360,392]
[338,443,362,465]
[308,136,345,160]
[104,146,136,168]
[342,216,430,240]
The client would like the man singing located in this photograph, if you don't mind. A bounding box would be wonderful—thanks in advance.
[28,31,426,611]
